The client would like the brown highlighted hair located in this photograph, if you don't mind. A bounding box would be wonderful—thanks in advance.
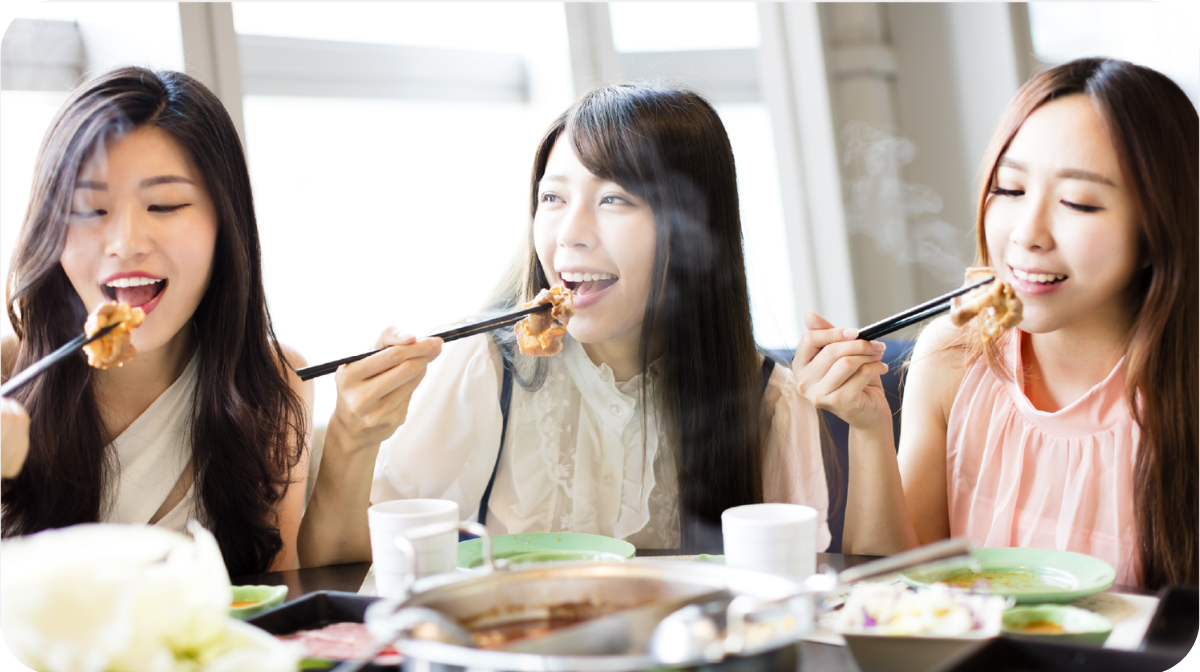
[3,67,307,575]
[969,58,1197,588]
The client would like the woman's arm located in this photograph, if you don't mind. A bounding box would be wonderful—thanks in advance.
[790,312,917,555]
[298,329,441,568]
[1,334,31,481]
[269,343,314,572]
[895,318,969,546]
[761,362,833,552]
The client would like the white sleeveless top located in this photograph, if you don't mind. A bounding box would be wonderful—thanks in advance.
[371,335,831,550]
[99,351,201,533]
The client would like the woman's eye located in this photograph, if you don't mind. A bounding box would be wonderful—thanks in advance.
[539,193,562,204]
[601,195,630,205]
[989,187,1023,197]
[148,204,190,213]
[1062,200,1102,213]
[70,209,106,218]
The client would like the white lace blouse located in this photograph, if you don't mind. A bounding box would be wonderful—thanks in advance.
[371,335,831,550]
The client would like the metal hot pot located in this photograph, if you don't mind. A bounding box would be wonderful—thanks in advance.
[361,523,969,672]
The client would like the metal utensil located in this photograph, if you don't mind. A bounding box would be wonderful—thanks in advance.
[649,537,975,666]
[647,591,735,664]
[498,588,731,656]
[1,322,122,397]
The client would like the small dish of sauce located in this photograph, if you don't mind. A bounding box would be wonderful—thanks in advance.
[1011,620,1065,634]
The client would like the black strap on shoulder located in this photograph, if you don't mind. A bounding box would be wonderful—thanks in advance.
[477,359,514,525]
[760,355,776,395]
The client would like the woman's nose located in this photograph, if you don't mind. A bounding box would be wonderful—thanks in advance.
[557,203,597,249]
[1010,195,1054,251]
[105,206,153,259]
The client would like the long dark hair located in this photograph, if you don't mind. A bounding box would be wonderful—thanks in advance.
[2,67,307,575]
[966,59,1197,588]
[494,83,810,550]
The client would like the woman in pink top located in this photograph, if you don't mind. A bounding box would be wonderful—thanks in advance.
[793,58,1196,590]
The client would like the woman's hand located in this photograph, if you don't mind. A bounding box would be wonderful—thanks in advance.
[791,312,890,430]
[300,328,440,567]
[795,312,919,555]
[2,397,31,479]
[329,328,442,451]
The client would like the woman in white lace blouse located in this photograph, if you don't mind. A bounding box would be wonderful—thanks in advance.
[301,84,848,564]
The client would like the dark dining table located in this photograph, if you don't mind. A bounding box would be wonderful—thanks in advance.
[232,550,1164,672]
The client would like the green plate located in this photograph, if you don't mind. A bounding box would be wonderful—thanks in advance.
[457,533,635,569]
[1002,604,1112,646]
[229,584,289,619]
[899,548,1115,604]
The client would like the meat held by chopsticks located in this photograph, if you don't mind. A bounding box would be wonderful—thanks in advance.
[82,301,145,369]
[949,267,1023,340]
[515,285,575,357]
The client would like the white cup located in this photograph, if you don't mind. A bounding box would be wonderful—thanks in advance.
[367,499,459,595]
[722,503,818,582]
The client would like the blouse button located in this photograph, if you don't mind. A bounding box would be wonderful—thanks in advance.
[603,473,615,485]
[610,404,622,416]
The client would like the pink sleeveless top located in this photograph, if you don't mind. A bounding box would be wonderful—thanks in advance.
[946,331,1141,586]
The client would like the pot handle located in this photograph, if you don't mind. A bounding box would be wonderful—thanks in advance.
[397,519,506,585]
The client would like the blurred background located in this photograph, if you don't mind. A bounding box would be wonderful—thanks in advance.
[2,2,1197,427]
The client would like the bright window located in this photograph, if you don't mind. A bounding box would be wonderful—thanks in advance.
[0,91,73,340]
[2,2,185,341]
[608,2,759,53]
[233,3,574,424]
[606,2,798,349]
[1028,2,1199,104]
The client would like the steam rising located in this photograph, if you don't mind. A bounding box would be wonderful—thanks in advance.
[841,122,969,283]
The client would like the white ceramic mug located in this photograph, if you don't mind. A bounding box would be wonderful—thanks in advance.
[367,499,459,595]
[722,503,818,582]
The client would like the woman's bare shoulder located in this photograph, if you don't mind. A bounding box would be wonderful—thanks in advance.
[1,333,19,381]
[906,317,975,415]
[274,342,314,407]
[275,342,308,371]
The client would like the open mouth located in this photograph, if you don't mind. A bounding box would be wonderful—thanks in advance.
[560,271,618,296]
[1011,267,1067,286]
[102,277,167,307]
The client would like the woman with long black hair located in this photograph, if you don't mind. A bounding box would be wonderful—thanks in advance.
[301,83,847,565]
[0,67,440,575]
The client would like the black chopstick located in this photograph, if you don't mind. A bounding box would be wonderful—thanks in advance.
[857,276,995,341]
[0,322,123,397]
[294,303,554,381]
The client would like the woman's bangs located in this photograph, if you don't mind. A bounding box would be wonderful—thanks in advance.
[566,93,658,199]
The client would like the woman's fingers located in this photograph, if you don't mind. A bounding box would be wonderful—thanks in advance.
[820,359,889,410]
[331,328,443,447]
[346,351,435,411]
[796,311,860,366]
[374,326,417,350]
[795,338,882,391]
[341,335,440,383]
[802,352,886,403]
[793,311,892,428]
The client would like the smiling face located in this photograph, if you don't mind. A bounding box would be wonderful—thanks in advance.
[59,125,219,356]
[533,136,658,350]
[983,94,1142,338]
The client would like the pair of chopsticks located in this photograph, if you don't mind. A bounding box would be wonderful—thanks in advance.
[294,303,554,381]
[855,276,995,342]
[0,322,122,397]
